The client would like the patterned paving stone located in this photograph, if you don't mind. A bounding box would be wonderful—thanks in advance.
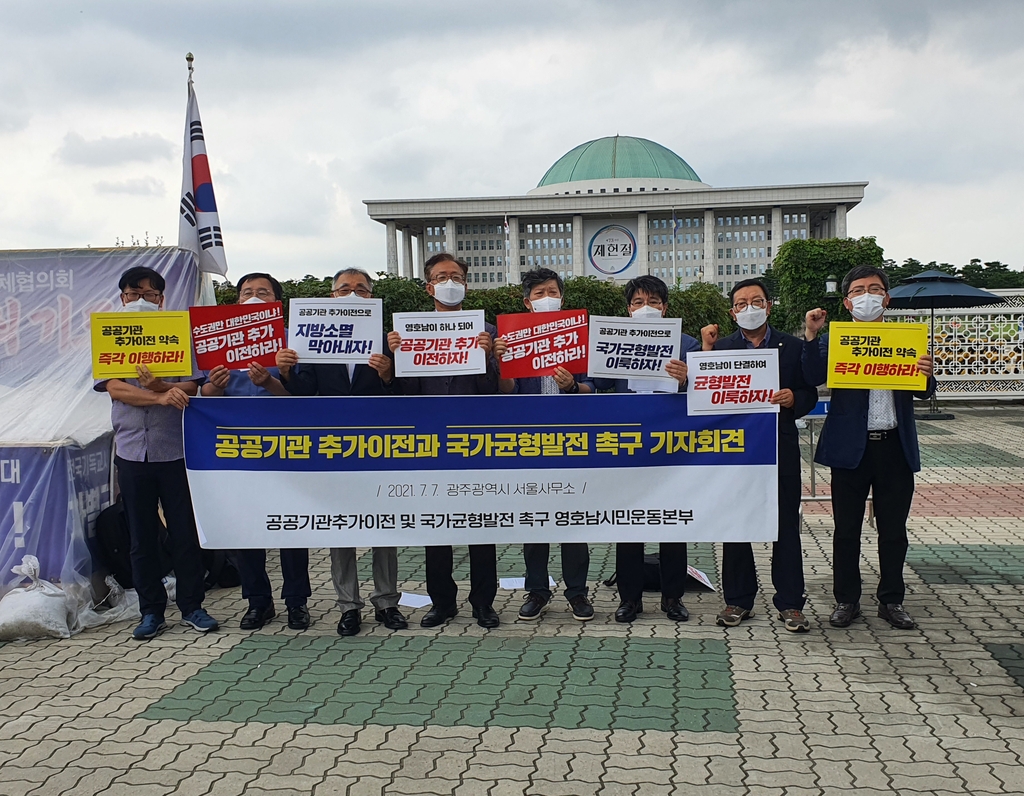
[919,443,1024,468]
[906,544,1024,585]
[985,644,1024,690]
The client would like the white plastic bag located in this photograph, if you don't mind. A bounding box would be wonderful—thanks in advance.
[0,555,72,640]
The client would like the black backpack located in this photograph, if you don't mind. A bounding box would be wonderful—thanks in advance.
[603,553,663,592]
[93,497,172,589]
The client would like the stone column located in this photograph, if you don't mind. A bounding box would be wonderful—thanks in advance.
[508,217,520,279]
[835,204,847,239]
[401,228,414,278]
[445,219,457,255]
[572,215,584,277]
[702,209,715,282]
[416,232,426,277]
[385,221,398,276]
[636,212,649,276]
[770,207,782,264]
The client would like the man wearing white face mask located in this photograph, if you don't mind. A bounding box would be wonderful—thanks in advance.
[803,266,935,631]
[388,252,502,629]
[701,279,817,632]
[492,268,596,622]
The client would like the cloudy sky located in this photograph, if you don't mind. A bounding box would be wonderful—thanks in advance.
[1,0,1021,281]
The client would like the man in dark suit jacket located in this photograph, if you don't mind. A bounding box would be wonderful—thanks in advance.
[388,252,503,630]
[701,278,818,632]
[276,267,407,638]
[802,265,936,630]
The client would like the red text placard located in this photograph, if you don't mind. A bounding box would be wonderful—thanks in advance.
[189,302,285,371]
[497,310,589,379]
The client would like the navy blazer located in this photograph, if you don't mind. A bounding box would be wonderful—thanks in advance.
[802,334,936,472]
[595,333,701,393]
[712,326,817,438]
[514,375,596,394]
[394,321,501,396]
[285,359,395,397]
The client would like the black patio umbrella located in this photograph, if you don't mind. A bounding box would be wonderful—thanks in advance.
[886,270,1003,419]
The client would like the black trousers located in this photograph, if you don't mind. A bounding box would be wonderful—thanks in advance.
[233,548,311,609]
[115,457,206,618]
[722,433,805,612]
[615,542,687,604]
[830,434,915,605]
[523,543,590,601]
[425,545,497,610]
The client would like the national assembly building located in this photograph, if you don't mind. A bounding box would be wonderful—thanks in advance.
[364,135,866,294]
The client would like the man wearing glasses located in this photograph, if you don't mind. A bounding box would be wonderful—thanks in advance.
[274,268,406,638]
[701,278,818,632]
[94,266,219,640]
[802,266,935,630]
[387,252,503,629]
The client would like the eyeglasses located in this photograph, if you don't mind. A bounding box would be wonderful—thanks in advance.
[428,274,467,286]
[239,288,275,300]
[331,287,372,298]
[846,285,887,298]
[122,290,162,303]
[629,297,664,308]
[733,298,768,311]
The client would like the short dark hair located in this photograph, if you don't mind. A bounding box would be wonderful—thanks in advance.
[842,266,889,296]
[729,278,770,304]
[118,266,165,293]
[236,272,283,302]
[424,252,468,281]
[624,275,668,307]
[521,268,563,299]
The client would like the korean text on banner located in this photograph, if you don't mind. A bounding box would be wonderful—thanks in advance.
[288,297,382,364]
[826,322,928,390]
[184,394,778,548]
[686,349,780,415]
[393,310,486,378]
[189,302,285,371]
[496,310,589,379]
[90,312,192,379]
[587,315,681,392]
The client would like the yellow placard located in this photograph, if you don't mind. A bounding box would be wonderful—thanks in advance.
[91,312,193,379]
[826,321,928,391]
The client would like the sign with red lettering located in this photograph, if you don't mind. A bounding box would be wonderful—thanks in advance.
[686,349,780,415]
[189,302,285,371]
[393,310,486,377]
[497,310,589,379]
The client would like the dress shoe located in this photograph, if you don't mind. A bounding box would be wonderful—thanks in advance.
[337,609,361,636]
[828,602,861,628]
[420,604,458,628]
[517,592,549,621]
[878,603,915,630]
[239,604,275,630]
[661,597,689,622]
[568,594,595,621]
[614,600,643,623]
[472,605,500,629]
[375,607,408,630]
[287,604,310,630]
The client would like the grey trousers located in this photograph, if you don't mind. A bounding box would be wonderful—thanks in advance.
[330,547,400,613]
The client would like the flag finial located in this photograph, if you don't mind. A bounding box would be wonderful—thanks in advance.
[186,52,194,76]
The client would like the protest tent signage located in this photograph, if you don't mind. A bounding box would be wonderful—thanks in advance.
[189,302,285,371]
[90,312,193,379]
[393,310,486,378]
[496,309,588,379]
[825,321,928,391]
[184,393,778,548]
[288,297,382,364]
[686,349,780,416]
[587,315,681,392]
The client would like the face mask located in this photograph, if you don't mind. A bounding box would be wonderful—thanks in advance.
[630,304,662,320]
[850,292,885,322]
[241,296,265,304]
[432,280,466,307]
[530,296,562,313]
[119,299,160,313]
[735,306,767,331]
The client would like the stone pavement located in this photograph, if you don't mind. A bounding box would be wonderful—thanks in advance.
[1,406,1023,795]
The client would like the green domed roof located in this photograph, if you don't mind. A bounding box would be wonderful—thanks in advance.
[537,136,701,187]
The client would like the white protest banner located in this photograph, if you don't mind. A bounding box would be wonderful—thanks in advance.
[393,310,486,378]
[686,349,780,415]
[288,297,382,364]
[587,315,681,392]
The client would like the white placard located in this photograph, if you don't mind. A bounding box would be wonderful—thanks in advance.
[499,577,558,590]
[288,297,382,364]
[686,349,780,415]
[393,310,486,378]
[398,592,433,608]
[587,315,682,392]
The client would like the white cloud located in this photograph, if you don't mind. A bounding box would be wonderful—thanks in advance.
[57,131,174,167]
[94,177,165,196]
